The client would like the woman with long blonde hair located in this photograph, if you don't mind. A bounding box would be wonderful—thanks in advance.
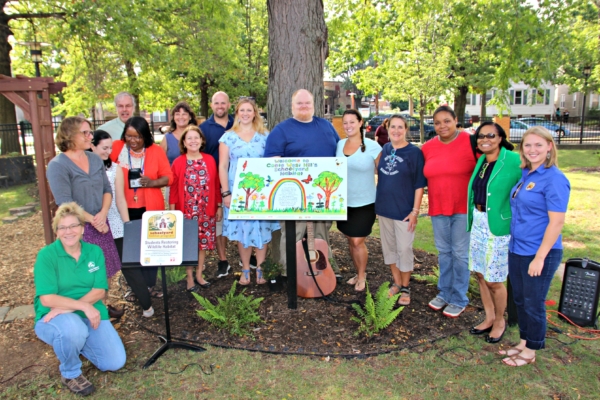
[218,98,280,285]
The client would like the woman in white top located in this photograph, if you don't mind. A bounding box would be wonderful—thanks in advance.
[335,109,382,291]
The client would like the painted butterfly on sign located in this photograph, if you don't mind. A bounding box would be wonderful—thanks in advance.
[301,174,312,184]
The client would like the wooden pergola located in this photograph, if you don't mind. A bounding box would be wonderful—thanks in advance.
[0,75,66,244]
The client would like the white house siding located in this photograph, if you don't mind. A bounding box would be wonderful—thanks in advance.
[465,82,555,118]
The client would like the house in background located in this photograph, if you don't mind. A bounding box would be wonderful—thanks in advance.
[554,84,599,118]
[464,81,555,118]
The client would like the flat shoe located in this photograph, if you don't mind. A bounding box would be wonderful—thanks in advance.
[107,305,124,319]
[239,269,251,286]
[123,290,136,303]
[485,327,506,344]
[388,283,401,298]
[256,268,266,285]
[398,290,411,306]
[354,279,366,292]
[346,275,358,285]
[502,354,535,367]
[469,325,493,335]
[194,277,211,288]
[186,285,199,293]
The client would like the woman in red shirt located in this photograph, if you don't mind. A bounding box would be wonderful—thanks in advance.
[422,106,476,318]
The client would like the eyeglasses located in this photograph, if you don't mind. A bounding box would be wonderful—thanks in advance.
[80,130,93,136]
[477,133,497,140]
[479,162,490,179]
[125,135,142,141]
[239,96,255,101]
[512,181,524,200]
[57,223,82,232]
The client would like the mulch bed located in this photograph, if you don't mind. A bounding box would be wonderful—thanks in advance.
[130,231,484,356]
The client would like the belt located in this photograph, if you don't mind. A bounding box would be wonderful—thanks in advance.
[475,204,486,212]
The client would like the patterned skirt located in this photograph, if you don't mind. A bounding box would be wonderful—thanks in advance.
[83,221,122,278]
[468,209,510,283]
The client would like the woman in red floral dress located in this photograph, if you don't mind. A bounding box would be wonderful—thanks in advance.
[169,126,222,292]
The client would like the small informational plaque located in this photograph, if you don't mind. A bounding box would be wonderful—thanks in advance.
[140,210,184,266]
[228,157,348,221]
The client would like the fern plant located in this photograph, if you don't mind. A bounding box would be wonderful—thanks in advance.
[413,266,480,298]
[351,282,404,337]
[192,281,263,337]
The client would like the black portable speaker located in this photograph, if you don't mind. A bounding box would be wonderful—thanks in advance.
[558,258,600,327]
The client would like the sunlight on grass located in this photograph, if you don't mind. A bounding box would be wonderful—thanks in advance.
[0,183,36,221]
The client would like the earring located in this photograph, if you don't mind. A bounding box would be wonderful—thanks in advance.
[546,152,551,160]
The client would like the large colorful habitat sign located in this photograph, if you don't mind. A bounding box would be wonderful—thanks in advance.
[228,157,348,221]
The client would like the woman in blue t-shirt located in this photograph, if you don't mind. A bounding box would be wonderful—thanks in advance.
[336,110,382,292]
[375,115,426,306]
[501,126,570,367]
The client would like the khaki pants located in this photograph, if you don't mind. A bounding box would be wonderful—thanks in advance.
[274,221,339,275]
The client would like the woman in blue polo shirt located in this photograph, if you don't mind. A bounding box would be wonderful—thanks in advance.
[501,126,570,367]
[33,202,126,396]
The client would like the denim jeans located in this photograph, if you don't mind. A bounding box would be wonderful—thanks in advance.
[508,249,562,350]
[431,214,471,308]
[35,313,126,379]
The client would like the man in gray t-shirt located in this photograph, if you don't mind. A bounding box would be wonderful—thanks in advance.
[97,92,135,141]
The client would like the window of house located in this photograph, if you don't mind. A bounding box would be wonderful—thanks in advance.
[514,90,523,105]
[573,94,577,109]
[471,93,478,106]
[545,89,551,105]
[152,111,168,122]
[534,89,545,104]
[560,94,566,108]
[523,90,528,105]
[485,90,493,102]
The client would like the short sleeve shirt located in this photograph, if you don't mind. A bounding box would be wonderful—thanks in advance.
[375,143,427,220]
[33,240,109,322]
[509,165,570,255]
[264,117,340,157]
[336,138,381,207]
[200,115,234,167]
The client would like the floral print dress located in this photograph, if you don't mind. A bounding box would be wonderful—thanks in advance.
[219,131,279,249]
[183,158,216,250]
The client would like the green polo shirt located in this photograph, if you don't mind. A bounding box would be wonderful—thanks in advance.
[33,240,109,323]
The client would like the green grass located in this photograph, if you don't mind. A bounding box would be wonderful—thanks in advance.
[0,183,36,221]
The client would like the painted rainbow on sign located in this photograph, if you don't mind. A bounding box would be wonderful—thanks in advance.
[268,178,307,210]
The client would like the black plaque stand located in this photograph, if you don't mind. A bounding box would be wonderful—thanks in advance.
[122,219,206,368]
[286,220,298,309]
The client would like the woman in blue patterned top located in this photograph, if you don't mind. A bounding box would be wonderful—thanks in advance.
[218,98,280,285]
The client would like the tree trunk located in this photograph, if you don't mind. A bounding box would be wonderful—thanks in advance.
[419,95,427,144]
[408,96,414,115]
[0,9,20,154]
[124,60,140,116]
[266,0,328,128]
[480,91,487,119]
[199,76,211,118]
[454,86,468,126]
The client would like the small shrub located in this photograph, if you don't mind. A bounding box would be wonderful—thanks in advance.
[162,266,187,285]
[351,282,403,337]
[260,257,282,281]
[192,281,263,337]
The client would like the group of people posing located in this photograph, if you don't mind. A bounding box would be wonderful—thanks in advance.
[33,88,569,395]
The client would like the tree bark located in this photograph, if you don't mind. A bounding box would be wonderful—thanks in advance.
[480,91,487,119]
[266,0,328,128]
[454,86,469,126]
[124,60,140,116]
[198,75,212,118]
[0,5,18,154]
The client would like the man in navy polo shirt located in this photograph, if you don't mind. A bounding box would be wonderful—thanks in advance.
[201,91,234,279]
[264,89,341,278]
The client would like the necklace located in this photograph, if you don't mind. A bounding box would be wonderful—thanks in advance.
[129,148,145,158]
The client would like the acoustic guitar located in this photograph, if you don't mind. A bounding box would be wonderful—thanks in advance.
[296,222,336,298]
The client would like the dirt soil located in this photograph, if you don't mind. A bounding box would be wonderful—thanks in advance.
[0,212,483,388]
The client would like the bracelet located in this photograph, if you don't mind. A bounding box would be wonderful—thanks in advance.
[412,208,419,211]
[221,191,231,198]
[217,204,223,208]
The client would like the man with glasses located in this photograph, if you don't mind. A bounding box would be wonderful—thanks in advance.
[98,92,136,141]
[201,92,235,278]
[264,89,342,280]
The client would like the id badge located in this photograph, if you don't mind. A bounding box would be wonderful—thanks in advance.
[129,168,143,189]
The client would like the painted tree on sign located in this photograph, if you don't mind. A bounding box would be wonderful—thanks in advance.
[238,172,265,209]
[312,172,342,210]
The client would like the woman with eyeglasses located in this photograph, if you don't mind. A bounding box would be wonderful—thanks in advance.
[500,126,570,367]
[33,202,126,396]
[336,110,382,292]
[466,122,521,344]
[47,117,122,318]
[110,116,173,308]
[422,105,477,318]
[218,98,279,285]
[375,114,426,305]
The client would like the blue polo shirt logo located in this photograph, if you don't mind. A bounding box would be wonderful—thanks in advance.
[526,182,535,190]
[88,261,99,273]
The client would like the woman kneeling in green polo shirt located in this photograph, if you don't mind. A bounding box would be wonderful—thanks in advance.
[33,202,126,396]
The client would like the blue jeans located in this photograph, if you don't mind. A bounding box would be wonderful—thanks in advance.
[431,214,471,308]
[35,313,126,379]
[508,249,562,350]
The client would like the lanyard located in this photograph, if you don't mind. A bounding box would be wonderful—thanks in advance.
[128,148,145,198]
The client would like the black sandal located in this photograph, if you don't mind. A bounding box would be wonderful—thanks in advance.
[388,283,402,298]
[148,287,163,298]
[124,290,137,303]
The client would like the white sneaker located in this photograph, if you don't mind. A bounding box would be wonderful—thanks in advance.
[142,306,154,318]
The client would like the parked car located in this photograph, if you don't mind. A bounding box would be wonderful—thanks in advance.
[365,114,435,141]
[516,118,570,137]
[509,119,571,141]
[424,112,472,128]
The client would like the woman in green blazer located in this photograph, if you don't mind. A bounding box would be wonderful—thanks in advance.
[467,122,521,344]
